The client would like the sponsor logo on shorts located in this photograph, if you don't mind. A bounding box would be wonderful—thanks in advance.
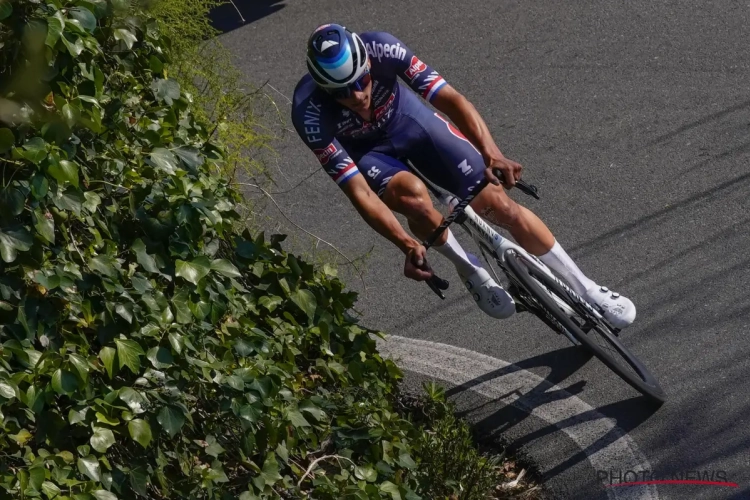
[458,159,473,176]
[377,175,393,197]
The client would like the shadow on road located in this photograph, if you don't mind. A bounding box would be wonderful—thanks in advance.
[646,98,750,147]
[567,169,750,260]
[210,0,286,33]
[448,345,660,481]
[726,488,750,499]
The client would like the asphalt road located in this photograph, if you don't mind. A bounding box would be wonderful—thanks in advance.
[215,1,750,498]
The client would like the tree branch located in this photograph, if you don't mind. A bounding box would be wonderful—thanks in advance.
[227,0,246,23]
[296,454,354,488]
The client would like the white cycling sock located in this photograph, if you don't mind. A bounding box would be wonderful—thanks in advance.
[538,240,596,295]
[434,229,479,276]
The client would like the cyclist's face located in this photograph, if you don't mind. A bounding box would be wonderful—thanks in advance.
[336,78,372,112]
[336,61,372,113]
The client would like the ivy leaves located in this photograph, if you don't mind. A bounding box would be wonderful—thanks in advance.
[175,257,241,284]
[0,1,443,499]
[0,228,33,263]
[152,78,181,105]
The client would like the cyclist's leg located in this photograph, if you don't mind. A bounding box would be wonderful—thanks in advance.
[354,151,447,244]
[394,105,634,327]
[396,108,556,256]
[356,152,477,271]
[358,151,513,317]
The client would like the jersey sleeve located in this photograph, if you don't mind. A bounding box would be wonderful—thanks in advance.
[291,97,361,188]
[365,31,448,102]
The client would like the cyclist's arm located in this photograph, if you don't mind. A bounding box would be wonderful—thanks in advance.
[372,31,509,172]
[430,84,506,165]
[340,173,421,255]
[290,104,420,255]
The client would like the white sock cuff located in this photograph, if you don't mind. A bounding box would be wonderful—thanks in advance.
[538,239,596,294]
[434,229,478,275]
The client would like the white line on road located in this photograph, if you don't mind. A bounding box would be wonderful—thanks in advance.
[376,334,659,500]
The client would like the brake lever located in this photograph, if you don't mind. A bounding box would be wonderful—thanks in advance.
[426,275,446,299]
[416,256,449,299]
[516,179,540,199]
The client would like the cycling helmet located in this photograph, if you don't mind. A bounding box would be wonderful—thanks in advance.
[306,24,369,89]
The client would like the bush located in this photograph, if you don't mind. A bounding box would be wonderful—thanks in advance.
[0,1,537,499]
[146,0,277,184]
[0,1,412,498]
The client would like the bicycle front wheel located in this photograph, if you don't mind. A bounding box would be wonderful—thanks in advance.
[504,249,667,404]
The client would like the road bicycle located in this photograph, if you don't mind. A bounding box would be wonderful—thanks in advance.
[409,163,666,404]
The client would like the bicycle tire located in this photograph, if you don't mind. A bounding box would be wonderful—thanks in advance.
[504,249,667,404]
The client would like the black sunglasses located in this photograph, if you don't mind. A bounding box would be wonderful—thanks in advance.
[326,71,372,100]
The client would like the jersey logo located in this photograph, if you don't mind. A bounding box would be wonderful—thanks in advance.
[313,143,338,165]
[303,99,323,143]
[367,166,381,178]
[366,40,407,62]
[404,56,427,80]
[374,93,395,121]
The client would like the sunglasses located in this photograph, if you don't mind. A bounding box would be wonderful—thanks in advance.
[327,71,372,100]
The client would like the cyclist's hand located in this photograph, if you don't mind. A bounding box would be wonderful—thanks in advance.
[485,155,522,188]
[404,245,433,281]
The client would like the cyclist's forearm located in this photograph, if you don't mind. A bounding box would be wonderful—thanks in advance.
[434,88,505,160]
[350,188,420,253]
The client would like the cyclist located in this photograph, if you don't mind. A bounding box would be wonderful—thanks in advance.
[291,24,635,328]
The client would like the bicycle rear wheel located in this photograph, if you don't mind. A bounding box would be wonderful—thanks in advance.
[504,249,666,404]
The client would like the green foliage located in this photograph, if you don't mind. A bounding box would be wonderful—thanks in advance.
[411,384,510,499]
[0,2,531,499]
[0,1,407,498]
[145,0,277,183]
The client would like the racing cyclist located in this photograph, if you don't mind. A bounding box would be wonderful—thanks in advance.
[291,24,635,328]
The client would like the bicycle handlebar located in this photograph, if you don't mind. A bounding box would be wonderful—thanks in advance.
[418,169,540,299]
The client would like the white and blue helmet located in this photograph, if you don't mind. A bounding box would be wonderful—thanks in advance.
[306,24,369,89]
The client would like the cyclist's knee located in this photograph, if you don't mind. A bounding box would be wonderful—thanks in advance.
[384,173,433,220]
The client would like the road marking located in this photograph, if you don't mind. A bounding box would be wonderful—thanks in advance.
[376,334,659,500]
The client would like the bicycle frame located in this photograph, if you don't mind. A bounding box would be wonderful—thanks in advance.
[441,193,544,273]
[405,160,613,331]
[438,193,612,330]
[409,167,664,400]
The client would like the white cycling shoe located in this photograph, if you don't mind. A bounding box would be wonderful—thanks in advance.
[583,285,636,329]
[459,267,516,319]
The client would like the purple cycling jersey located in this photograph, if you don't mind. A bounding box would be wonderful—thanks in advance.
[291,31,448,187]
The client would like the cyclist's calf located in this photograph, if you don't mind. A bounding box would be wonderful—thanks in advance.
[473,184,556,256]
